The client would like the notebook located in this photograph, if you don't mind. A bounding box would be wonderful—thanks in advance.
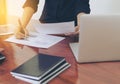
[12,62,70,84]
[70,14,120,63]
[11,53,66,80]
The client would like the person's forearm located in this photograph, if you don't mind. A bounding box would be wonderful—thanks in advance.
[20,7,35,29]
[77,12,86,29]
[73,12,86,32]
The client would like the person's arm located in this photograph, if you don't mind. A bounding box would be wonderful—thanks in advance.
[15,7,35,39]
[21,7,35,29]
[75,12,86,32]
[64,12,86,36]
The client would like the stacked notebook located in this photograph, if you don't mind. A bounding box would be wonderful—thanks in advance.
[10,53,71,84]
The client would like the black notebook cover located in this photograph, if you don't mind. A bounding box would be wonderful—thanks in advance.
[13,61,71,84]
[11,53,65,80]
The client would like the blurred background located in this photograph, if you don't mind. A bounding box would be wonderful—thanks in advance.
[6,0,120,19]
[7,0,44,20]
[0,0,120,25]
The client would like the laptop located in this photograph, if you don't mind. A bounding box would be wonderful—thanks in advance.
[70,14,120,63]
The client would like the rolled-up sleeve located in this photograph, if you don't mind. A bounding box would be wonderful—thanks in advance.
[23,0,39,13]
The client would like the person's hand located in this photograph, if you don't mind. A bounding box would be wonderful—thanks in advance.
[64,26,80,36]
[14,26,29,39]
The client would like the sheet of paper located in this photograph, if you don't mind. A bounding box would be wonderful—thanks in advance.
[31,20,75,34]
[5,34,65,48]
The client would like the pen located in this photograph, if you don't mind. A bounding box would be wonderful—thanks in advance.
[18,19,27,39]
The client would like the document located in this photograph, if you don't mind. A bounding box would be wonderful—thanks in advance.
[5,34,65,48]
[31,20,75,34]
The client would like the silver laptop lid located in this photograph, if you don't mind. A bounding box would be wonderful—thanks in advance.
[70,14,120,63]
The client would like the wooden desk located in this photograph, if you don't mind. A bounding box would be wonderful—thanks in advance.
[0,35,120,84]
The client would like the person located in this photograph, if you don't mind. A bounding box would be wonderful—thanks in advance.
[15,0,90,39]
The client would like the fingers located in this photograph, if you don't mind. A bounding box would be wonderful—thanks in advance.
[15,32,26,39]
[64,31,79,37]
[64,26,80,36]
[64,32,76,36]
[14,26,29,39]
[75,26,80,32]
[24,29,29,37]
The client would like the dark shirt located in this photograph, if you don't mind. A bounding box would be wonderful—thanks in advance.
[23,0,90,26]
